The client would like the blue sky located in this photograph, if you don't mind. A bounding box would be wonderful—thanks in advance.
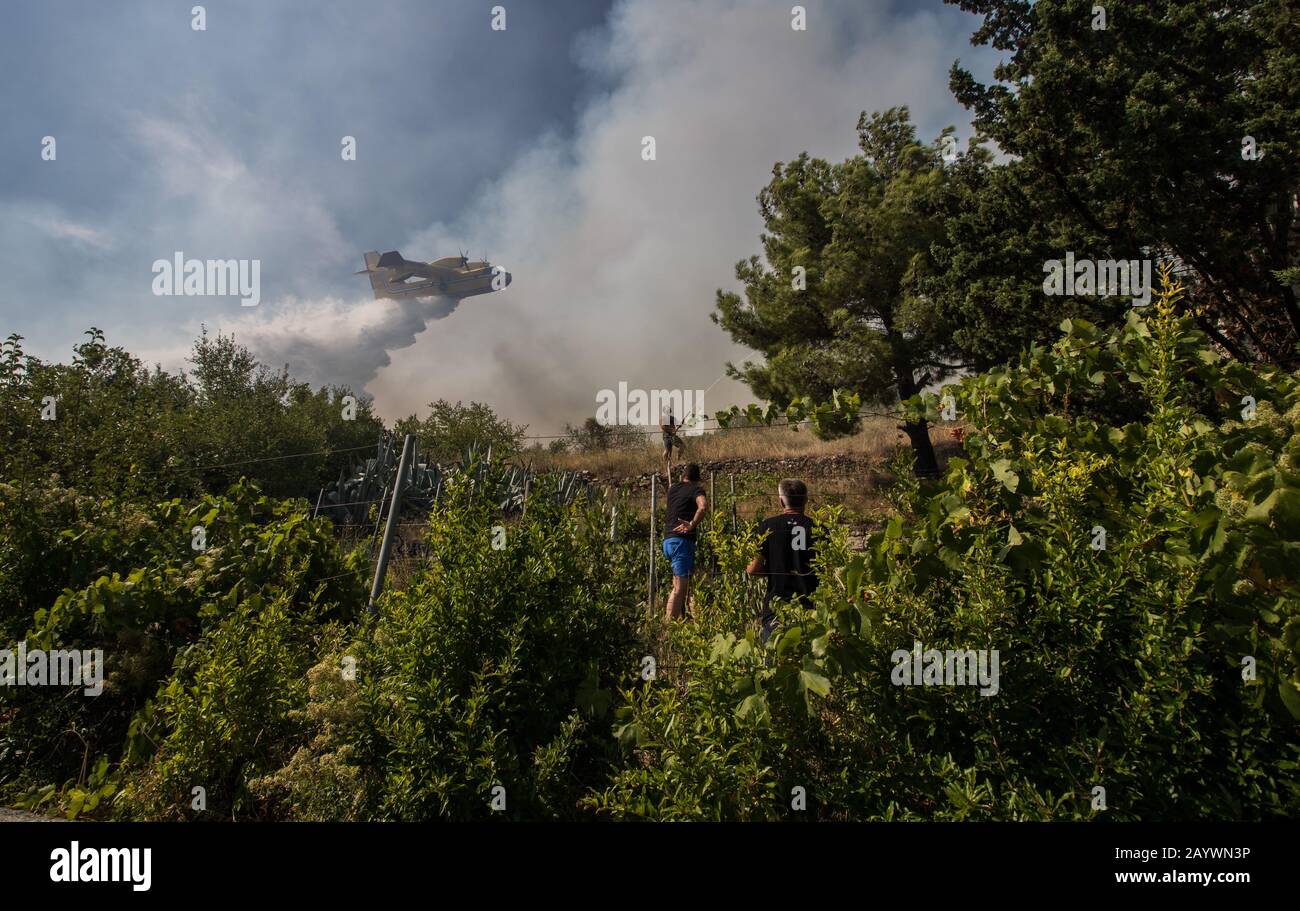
[1,0,1000,430]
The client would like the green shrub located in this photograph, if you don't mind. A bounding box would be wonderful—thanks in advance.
[1,480,365,813]
[334,479,644,819]
[8,269,1296,821]
[591,267,1300,820]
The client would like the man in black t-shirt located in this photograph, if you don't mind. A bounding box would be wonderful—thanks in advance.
[746,478,817,642]
[662,462,708,621]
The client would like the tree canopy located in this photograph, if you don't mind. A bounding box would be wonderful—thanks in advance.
[714,108,962,474]
[936,0,1300,365]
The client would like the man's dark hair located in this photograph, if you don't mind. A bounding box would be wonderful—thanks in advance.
[778,478,807,509]
[683,463,701,482]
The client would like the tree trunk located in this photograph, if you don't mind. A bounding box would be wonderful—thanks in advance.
[899,420,940,478]
[889,340,941,479]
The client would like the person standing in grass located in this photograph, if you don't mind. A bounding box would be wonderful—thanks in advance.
[660,406,686,478]
[746,478,817,643]
[663,462,708,621]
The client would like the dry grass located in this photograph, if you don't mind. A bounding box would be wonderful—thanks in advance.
[331,419,968,572]
[525,417,969,532]
[335,521,430,594]
[527,415,910,477]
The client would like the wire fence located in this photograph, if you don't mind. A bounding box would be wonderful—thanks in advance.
[157,405,925,479]
[308,460,881,608]
[116,413,914,611]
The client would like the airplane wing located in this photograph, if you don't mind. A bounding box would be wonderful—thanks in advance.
[352,251,445,278]
[372,250,447,279]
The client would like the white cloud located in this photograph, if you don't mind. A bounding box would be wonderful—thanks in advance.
[15,203,114,251]
[127,107,350,290]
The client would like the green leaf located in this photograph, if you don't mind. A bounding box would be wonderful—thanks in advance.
[735,693,769,722]
[811,632,830,658]
[844,556,865,599]
[798,668,831,698]
[1246,487,1300,536]
[709,634,736,664]
[1279,680,1300,721]
[990,458,1020,492]
[775,626,803,658]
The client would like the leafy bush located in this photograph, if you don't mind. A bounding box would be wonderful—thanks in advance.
[257,479,644,820]
[1,480,365,812]
[0,329,385,503]
[393,399,527,464]
[7,269,1297,821]
[560,417,648,454]
[15,473,645,820]
[590,268,1300,820]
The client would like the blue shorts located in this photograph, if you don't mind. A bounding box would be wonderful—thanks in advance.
[662,537,696,576]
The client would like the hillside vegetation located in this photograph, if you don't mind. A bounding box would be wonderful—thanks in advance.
[3,271,1296,820]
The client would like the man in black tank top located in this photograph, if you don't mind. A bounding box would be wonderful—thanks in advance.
[662,462,708,621]
[746,478,818,642]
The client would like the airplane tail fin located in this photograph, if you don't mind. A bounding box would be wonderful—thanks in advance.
[357,251,390,299]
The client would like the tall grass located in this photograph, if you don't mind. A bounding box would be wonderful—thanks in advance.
[530,415,917,477]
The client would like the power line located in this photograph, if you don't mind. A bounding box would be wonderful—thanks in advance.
[137,405,933,504]
[168,442,380,475]
[156,415,890,474]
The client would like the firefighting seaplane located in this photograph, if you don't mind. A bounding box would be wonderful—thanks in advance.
[355,249,512,301]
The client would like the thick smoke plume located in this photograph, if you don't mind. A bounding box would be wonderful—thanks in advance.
[363,0,988,431]
[224,294,459,396]
[187,1,991,432]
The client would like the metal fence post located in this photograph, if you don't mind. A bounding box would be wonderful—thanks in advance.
[369,482,389,556]
[369,433,414,614]
[710,472,716,531]
[730,473,737,533]
[648,474,657,615]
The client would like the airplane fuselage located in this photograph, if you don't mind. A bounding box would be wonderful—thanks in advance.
[358,250,512,301]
